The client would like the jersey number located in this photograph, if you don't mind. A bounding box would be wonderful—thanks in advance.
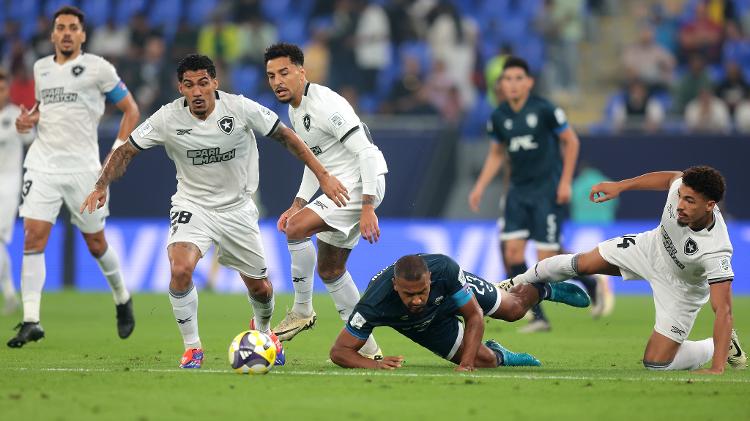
[464,273,494,296]
[616,235,636,249]
[20,180,32,204]
[170,211,193,226]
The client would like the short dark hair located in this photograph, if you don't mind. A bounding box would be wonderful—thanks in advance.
[394,255,429,281]
[53,5,85,29]
[0,68,7,82]
[264,42,305,66]
[503,56,530,76]
[682,165,726,202]
[176,54,216,81]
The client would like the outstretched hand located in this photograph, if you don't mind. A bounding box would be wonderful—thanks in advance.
[375,356,404,370]
[589,181,622,203]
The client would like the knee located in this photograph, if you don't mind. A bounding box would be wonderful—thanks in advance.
[170,262,194,290]
[318,264,345,282]
[503,298,527,322]
[23,228,47,252]
[248,279,273,301]
[85,236,108,258]
[503,246,525,265]
[285,217,308,241]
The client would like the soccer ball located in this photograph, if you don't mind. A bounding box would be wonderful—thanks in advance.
[228,330,276,374]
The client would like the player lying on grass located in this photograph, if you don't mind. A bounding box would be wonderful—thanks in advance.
[329,254,590,371]
[500,166,747,374]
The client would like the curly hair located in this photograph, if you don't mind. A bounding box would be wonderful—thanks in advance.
[264,42,304,66]
[682,166,726,203]
[176,54,216,81]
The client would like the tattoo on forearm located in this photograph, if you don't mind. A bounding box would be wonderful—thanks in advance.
[95,144,138,190]
[294,197,308,208]
[362,195,375,206]
[271,126,311,161]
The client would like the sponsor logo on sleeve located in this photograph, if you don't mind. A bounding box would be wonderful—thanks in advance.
[457,269,467,286]
[720,257,730,272]
[137,120,154,138]
[350,312,367,329]
[554,107,567,125]
[329,112,346,128]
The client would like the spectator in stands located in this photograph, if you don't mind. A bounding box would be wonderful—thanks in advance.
[89,18,130,60]
[674,54,712,113]
[716,61,749,116]
[132,37,172,115]
[424,59,463,124]
[129,13,155,56]
[327,0,360,91]
[238,14,277,66]
[678,0,723,63]
[233,0,263,24]
[543,0,585,101]
[612,78,665,133]
[650,2,681,54]
[8,58,34,109]
[171,21,200,63]
[354,0,391,96]
[722,22,750,70]
[30,16,53,58]
[621,24,675,92]
[198,14,242,66]
[386,0,417,47]
[733,100,750,132]
[380,55,437,116]
[685,85,732,133]
[303,26,330,84]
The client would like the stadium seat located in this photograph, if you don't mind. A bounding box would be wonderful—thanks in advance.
[113,0,147,26]
[43,0,72,19]
[7,0,39,24]
[231,66,261,99]
[80,0,111,28]
[276,16,308,45]
[261,0,293,21]
[184,0,218,26]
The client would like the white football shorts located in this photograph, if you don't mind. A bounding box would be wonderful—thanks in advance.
[598,229,708,343]
[167,199,268,279]
[0,172,21,244]
[308,175,386,249]
[19,169,108,234]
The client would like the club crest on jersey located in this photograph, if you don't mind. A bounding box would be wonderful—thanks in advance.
[504,119,513,130]
[303,113,311,131]
[684,238,698,255]
[218,116,234,135]
[71,65,85,77]
[526,113,538,128]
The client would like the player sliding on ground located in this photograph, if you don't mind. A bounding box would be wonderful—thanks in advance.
[500,166,747,373]
[265,43,388,359]
[81,54,347,369]
[329,254,590,371]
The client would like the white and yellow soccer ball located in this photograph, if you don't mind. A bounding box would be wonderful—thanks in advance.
[228,330,276,374]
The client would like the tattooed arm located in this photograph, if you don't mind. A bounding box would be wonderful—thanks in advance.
[270,123,349,207]
[80,141,140,214]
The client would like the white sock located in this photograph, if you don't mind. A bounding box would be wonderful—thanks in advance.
[323,271,380,356]
[0,245,17,298]
[288,239,316,317]
[645,339,714,371]
[95,247,130,305]
[169,286,201,349]
[248,292,274,333]
[515,254,578,284]
[21,252,45,322]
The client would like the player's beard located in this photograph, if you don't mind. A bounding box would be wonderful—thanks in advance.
[60,48,74,57]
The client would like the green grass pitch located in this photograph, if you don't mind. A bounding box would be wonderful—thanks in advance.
[1,292,748,420]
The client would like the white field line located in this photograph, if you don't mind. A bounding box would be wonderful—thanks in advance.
[1,367,749,383]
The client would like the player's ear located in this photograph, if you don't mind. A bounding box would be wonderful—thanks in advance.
[706,200,716,212]
[177,81,184,95]
[212,78,219,90]
[81,30,87,43]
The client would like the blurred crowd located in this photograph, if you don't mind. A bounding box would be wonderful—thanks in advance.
[604,0,750,134]
[2,0,745,136]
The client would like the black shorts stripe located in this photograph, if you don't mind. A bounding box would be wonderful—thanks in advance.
[340,125,360,143]
[128,135,145,150]
[266,118,281,137]
[708,278,733,284]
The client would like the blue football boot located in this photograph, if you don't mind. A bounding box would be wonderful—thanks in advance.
[548,282,591,308]
[485,339,541,367]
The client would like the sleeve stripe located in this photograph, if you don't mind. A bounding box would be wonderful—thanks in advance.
[265,118,281,137]
[340,125,361,143]
[345,324,369,340]
[708,278,733,284]
[128,135,145,150]
[553,122,569,135]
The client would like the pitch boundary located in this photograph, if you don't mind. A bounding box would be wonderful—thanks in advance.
[2,366,748,383]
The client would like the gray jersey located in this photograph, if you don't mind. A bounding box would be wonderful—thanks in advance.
[25,53,123,173]
[130,91,280,211]
[656,178,734,285]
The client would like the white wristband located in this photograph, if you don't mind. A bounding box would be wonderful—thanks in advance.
[111,138,126,150]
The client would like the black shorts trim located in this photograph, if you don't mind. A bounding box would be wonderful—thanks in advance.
[266,118,281,137]
[128,135,145,150]
[340,125,360,143]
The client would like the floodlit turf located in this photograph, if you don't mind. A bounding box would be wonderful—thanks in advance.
[0,292,748,420]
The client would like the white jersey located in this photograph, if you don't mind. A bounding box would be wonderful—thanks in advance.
[25,53,123,173]
[288,83,387,186]
[130,90,280,211]
[655,178,734,286]
[0,103,32,182]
